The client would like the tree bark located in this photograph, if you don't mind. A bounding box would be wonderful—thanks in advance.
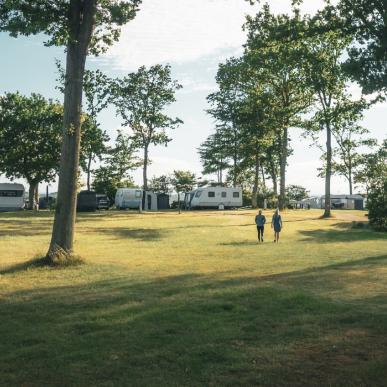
[86,152,92,191]
[269,160,278,196]
[279,128,288,210]
[324,123,332,217]
[252,150,260,209]
[34,183,39,211]
[348,165,353,195]
[261,164,266,189]
[143,145,149,190]
[28,181,38,210]
[47,0,97,261]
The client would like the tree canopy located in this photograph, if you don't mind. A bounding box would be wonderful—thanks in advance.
[0,92,63,207]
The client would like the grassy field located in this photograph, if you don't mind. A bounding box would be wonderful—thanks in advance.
[1,209,387,386]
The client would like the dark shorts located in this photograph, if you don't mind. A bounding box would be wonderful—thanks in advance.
[274,225,281,233]
[257,226,264,232]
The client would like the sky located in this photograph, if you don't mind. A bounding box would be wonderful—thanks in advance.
[0,0,385,195]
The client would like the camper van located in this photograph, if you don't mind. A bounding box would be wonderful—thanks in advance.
[187,186,243,209]
[115,189,168,211]
[0,183,25,211]
[77,190,97,212]
[115,188,143,210]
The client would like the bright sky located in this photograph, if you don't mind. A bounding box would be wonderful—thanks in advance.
[0,0,385,194]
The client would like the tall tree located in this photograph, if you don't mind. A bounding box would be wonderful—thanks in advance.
[0,0,141,262]
[245,6,313,209]
[92,130,139,201]
[332,124,376,195]
[148,175,172,194]
[113,65,183,190]
[299,11,352,217]
[171,170,196,214]
[198,132,230,184]
[80,116,109,191]
[0,93,63,209]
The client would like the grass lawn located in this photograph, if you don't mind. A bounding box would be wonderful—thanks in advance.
[1,209,387,386]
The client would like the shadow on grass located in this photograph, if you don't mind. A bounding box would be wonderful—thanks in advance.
[298,224,387,243]
[93,227,168,241]
[1,255,387,386]
[0,256,50,275]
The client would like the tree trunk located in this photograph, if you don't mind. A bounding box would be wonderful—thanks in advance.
[178,192,181,214]
[348,166,353,195]
[279,128,288,210]
[86,153,92,191]
[28,181,38,210]
[34,183,39,211]
[252,151,260,209]
[324,123,332,218]
[261,164,266,189]
[143,145,149,190]
[269,160,278,196]
[47,0,97,261]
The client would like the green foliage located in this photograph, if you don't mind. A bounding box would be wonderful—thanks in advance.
[112,64,182,189]
[0,92,63,186]
[337,0,387,94]
[286,185,310,202]
[356,141,387,231]
[171,170,196,193]
[0,0,141,55]
[92,130,139,200]
[367,181,387,232]
[148,175,172,194]
[80,116,109,182]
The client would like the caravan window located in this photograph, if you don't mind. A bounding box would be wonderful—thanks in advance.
[135,190,142,198]
[195,191,202,198]
[221,192,227,198]
[233,192,240,198]
[208,191,215,198]
[0,190,23,197]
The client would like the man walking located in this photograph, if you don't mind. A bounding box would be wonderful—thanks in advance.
[255,210,266,243]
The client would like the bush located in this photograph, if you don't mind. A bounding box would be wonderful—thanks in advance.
[367,181,387,231]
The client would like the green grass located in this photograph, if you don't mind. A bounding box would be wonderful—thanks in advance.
[0,209,387,386]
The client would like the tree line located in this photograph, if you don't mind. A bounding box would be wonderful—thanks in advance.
[0,64,182,206]
[199,2,386,221]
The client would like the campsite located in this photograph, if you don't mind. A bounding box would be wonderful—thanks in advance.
[1,0,387,386]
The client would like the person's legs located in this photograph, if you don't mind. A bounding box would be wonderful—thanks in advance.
[261,226,264,242]
[257,226,261,242]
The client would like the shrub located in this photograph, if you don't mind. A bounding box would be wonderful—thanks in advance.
[367,181,387,231]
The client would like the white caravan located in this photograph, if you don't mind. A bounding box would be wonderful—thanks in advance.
[115,188,158,210]
[115,188,143,210]
[0,183,25,211]
[187,186,243,209]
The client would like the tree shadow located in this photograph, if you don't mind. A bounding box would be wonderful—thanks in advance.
[298,225,386,243]
[91,227,167,241]
[1,255,387,386]
[0,256,49,275]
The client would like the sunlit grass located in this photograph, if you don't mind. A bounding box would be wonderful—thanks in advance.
[0,209,386,386]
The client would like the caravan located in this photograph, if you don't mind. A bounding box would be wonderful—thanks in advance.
[115,188,143,210]
[0,183,25,211]
[187,186,243,209]
[115,188,169,211]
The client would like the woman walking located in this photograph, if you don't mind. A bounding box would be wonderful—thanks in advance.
[271,209,283,243]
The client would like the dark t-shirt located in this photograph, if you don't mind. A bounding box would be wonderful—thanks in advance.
[255,214,266,227]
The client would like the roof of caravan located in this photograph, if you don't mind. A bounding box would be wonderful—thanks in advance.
[321,194,364,199]
[0,183,25,190]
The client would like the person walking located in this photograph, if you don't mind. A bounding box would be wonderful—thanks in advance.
[255,210,266,243]
[271,209,283,243]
